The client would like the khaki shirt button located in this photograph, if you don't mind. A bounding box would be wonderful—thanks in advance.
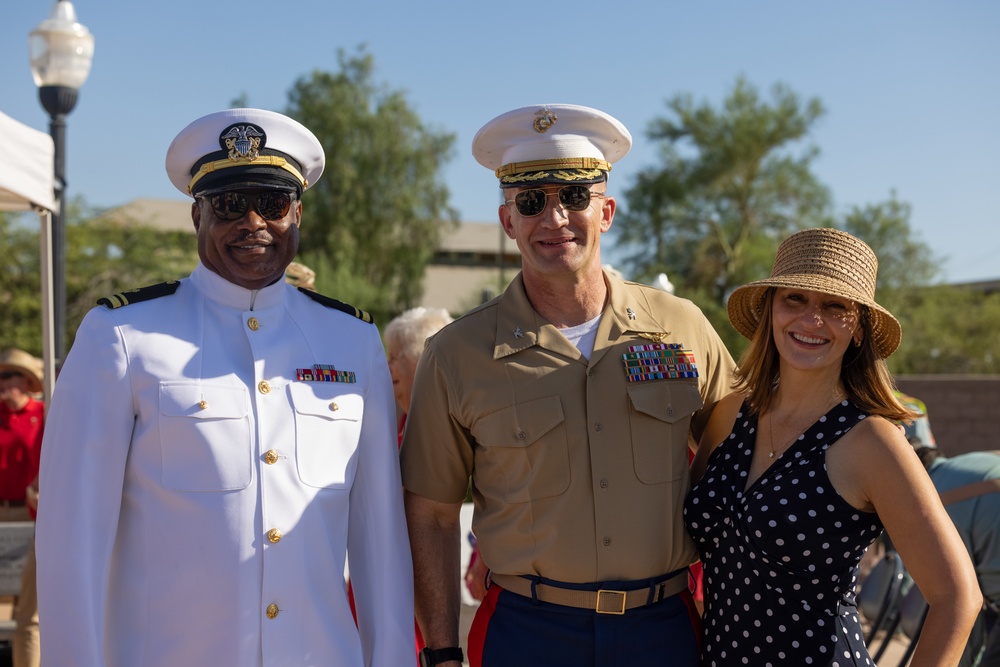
[517,431,526,440]
[594,422,602,432]
[258,380,271,394]
[265,603,279,619]
[600,479,609,489]
[267,528,282,543]
[603,537,612,547]
[666,405,675,417]
[264,450,279,465]
[248,317,260,331]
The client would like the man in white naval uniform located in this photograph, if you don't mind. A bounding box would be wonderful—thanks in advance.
[36,108,414,667]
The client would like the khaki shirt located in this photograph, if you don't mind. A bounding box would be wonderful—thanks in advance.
[401,271,735,582]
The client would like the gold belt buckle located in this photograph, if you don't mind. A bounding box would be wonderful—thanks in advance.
[595,589,627,615]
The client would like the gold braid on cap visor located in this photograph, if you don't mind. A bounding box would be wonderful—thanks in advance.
[187,155,307,194]
[495,157,611,180]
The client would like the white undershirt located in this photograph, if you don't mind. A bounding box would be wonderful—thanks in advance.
[559,313,602,359]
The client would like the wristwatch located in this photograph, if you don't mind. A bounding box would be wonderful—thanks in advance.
[418,646,464,667]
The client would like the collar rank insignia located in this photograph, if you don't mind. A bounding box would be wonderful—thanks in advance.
[626,307,636,320]
[220,123,265,162]
[296,364,356,383]
[513,327,524,339]
[621,343,699,382]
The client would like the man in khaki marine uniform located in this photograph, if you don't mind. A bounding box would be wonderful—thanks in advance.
[401,104,736,667]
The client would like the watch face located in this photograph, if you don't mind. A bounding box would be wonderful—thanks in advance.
[418,649,431,667]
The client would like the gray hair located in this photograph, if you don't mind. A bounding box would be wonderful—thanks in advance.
[384,307,454,363]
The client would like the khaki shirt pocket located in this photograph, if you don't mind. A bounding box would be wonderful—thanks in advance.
[159,382,251,491]
[470,396,569,503]
[289,383,362,489]
[627,381,704,484]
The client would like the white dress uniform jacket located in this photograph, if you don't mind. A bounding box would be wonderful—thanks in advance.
[36,263,414,667]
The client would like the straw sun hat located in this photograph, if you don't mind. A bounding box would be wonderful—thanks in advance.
[0,348,44,394]
[726,227,901,359]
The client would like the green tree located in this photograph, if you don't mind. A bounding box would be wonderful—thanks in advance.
[65,202,198,340]
[615,76,830,310]
[891,286,1000,374]
[839,195,946,373]
[0,201,199,354]
[286,47,459,324]
[0,211,46,356]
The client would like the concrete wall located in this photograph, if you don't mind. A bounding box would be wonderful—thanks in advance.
[895,375,1000,456]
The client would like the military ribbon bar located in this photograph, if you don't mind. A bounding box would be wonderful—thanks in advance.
[621,343,699,382]
[296,364,357,383]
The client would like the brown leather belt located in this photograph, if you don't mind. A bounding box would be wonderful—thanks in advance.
[489,571,689,615]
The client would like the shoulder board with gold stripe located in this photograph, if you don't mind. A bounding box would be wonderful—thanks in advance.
[297,287,374,324]
[97,280,181,309]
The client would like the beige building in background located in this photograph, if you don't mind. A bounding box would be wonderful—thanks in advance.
[103,199,521,316]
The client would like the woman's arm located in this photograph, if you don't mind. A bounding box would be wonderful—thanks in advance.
[829,418,982,667]
[690,392,744,483]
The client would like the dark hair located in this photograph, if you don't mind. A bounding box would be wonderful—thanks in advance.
[914,446,942,470]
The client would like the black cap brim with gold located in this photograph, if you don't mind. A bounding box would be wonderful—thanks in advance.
[166,108,325,198]
[472,104,631,189]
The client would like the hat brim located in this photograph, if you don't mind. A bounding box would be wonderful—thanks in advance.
[0,363,42,394]
[192,168,303,197]
[727,275,901,359]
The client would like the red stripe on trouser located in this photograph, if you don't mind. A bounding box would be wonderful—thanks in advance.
[467,584,500,667]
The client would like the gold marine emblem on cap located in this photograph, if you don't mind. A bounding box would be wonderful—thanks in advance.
[533,108,558,133]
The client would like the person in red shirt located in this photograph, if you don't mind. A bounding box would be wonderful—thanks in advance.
[0,348,45,667]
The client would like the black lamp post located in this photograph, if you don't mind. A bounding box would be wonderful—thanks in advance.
[29,0,94,362]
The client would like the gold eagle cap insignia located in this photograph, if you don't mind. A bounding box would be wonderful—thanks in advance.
[533,109,558,133]
[637,332,672,343]
[220,124,264,162]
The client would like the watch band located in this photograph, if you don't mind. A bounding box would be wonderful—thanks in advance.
[419,646,464,666]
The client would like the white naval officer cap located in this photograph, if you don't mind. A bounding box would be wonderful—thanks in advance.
[165,108,325,197]
[472,104,632,189]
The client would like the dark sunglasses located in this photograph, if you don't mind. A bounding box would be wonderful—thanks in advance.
[0,371,23,380]
[505,185,607,217]
[203,191,295,222]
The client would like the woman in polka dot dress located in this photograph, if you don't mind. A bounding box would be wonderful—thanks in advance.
[684,228,981,666]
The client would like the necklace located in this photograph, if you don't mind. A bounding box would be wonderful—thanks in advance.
[766,411,798,459]
[765,393,846,459]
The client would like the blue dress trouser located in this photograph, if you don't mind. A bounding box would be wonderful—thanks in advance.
[468,583,700,667]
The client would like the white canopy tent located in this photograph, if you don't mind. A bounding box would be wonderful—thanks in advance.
[0,110,57,406]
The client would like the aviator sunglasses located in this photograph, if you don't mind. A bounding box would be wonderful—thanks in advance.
[203,190,295,221]
[505,185,607,217]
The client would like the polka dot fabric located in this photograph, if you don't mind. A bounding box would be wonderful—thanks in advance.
[683,400,883,666]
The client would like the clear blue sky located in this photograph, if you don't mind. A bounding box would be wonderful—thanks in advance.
[3,1,998,283]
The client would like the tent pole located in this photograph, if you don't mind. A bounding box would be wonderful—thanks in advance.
[37,207,56,407]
